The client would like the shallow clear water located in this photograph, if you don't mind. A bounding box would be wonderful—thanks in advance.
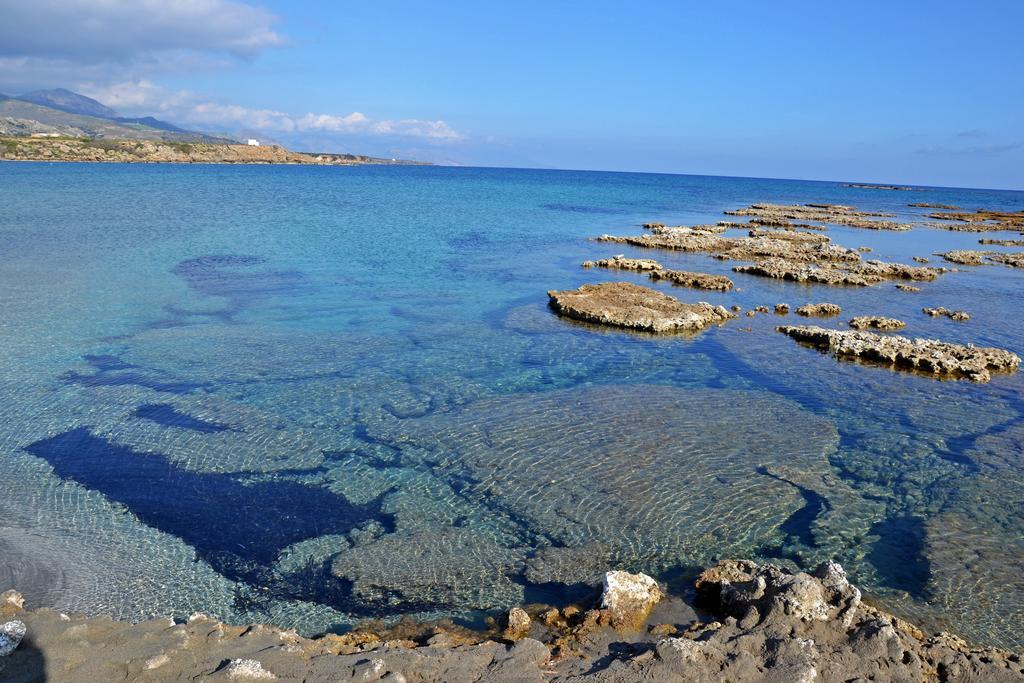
[1,163,1023,647]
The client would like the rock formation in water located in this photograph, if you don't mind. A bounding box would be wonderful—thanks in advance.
[726,202,912,230]
[989,252,1024,269]
[979,238,1024,247]
[796,303,842,317]
[928,209,1024,231]
[849,316,906,331]
[647,268,734,291]
[923,307,971,321]
[938,250,989,266]
[777,325,1020,382]
[547,282,734,333]
[581,255,662,271]
[733,258,942,287]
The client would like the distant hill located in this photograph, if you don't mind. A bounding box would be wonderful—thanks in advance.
[19,88,118,119]
[0,95,235,143]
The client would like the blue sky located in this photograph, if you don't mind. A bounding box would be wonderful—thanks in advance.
[1,1,1022,188]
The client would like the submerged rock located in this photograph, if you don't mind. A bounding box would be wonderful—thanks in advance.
[648,268,734,291]
[777,325,1020,382]
[601,571,663,630]
[0,619,26,657]
[365,385,841,589]
[330,528,527,611]
[896,284,921,292]
[547,282,734,333]
[797,303,842,317]
[849,316,906,331]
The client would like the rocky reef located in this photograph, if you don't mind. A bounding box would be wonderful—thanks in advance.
[777,325,1020,382]
[547,282,734,333]
[924,307,971,322]
[580,255,661,272]
[597,230,862,263]
[928,209,1024,231]
[796,303,842,317]
[4,561,1022,682]
[580,255,734,291]
[938,250,989,266]
[989,252,1024,269]
[980,238,1024,247]
[849,316,906,331]
[733,257,942,287]
[648,268,734,291]
[725,203,912,230]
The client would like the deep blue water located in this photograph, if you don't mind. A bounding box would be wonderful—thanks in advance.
[1,162,1023,646]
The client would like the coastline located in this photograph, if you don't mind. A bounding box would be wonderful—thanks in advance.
[3,559,1022,682]
[0,137,429,166]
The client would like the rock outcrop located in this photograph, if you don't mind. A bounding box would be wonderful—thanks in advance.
[938,250,989,265]
[725,203,912,230]
[777,325,1020,382]
[547,282,734,333]
[924,307,971,321]
[849,316,906,331]
[656,560,1024,683]
[600,571,663,630]
[928,209,1024,231]
[581,255,662,271]
[989,252,1024,269]
[796,303,842,317]
[648,268,734,291]
[733,258,942,287]
[980,238,1024,246]
[3,560,1023,682]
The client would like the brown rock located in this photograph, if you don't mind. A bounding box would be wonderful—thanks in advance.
[648,268,734,291]
[581,255,661,271]
[796,303,842,317]
[547,282,735,333]
[777,325,1020,382]
[849,316,906,331]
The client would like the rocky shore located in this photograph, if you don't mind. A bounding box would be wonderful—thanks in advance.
[0,136,427,165]
[4,560,1022,682]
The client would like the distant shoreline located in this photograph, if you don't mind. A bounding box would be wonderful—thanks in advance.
[0,136,429,166]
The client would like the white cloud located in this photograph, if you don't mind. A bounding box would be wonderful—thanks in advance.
[80,80,464,142]
[0,0,284,62]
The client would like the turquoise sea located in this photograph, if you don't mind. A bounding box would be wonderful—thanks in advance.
[1,163,1022,648]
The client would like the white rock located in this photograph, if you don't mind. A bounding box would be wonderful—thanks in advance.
[1,620,27,657]
[601,570,663,628]
[225,658,276,680]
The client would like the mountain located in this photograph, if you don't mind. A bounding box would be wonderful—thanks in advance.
[18,88,118,119]
[112,116,187,132]
[0,97,234,143]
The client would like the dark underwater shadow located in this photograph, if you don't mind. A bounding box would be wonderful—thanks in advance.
[22,427,393,613]
[2,635,47,683]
